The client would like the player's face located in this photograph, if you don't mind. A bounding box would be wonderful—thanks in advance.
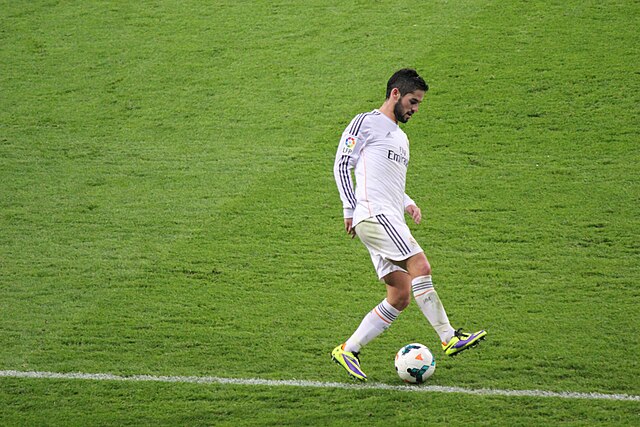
[393,90,425,123]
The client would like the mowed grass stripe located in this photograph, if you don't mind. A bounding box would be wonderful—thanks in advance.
[2,370,638,402]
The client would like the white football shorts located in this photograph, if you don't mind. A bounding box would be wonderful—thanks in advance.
[354,214,423,280]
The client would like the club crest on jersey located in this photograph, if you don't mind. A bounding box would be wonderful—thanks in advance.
[343,136,356,153]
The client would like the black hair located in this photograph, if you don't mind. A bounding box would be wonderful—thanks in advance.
[386,69,429,98]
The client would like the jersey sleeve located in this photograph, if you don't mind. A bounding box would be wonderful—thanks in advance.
[403,193,416,209]
[333,116,366,218]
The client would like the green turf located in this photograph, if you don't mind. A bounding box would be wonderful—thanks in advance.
[1,0,639,425]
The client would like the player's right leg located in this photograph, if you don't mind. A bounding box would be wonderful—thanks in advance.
[331,219,412,381]
[331,294,404,381]
[331,344,367,381]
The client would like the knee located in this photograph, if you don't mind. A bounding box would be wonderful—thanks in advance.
[407,253,432,277]
[398,294,411,311]
[419,263,432,277]
[388,291,411,311]
[413,261,431,278]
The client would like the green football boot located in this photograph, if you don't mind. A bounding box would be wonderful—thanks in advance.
[331,344,367,381]
[442,329,487,356]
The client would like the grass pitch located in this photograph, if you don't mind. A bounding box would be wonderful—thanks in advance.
[1,0,639,425]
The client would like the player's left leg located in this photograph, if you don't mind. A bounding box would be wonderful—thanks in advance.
[404,253,487,356]
[403,253,456,344]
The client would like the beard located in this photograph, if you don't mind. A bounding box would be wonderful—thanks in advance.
[393,100,409,123]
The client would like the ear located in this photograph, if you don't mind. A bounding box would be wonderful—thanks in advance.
[391,87,401,100]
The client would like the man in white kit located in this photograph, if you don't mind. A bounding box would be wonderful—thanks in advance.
[331,69,486,381]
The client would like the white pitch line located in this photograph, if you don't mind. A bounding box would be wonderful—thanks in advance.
[1,370,638,402]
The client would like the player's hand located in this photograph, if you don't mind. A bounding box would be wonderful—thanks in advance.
[405,204,422,224]
[344,218,356,239]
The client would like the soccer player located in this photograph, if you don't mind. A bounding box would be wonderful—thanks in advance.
[331,69,486,381]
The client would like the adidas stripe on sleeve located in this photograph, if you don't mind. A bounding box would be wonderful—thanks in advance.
[333,112,377,218]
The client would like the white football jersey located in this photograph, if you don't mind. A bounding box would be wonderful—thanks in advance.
[334,109,416,226]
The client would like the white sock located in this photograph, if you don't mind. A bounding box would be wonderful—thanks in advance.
[412,275,456,343]
[344,299,401,353]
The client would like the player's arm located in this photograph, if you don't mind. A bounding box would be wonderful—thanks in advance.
[404,193,422,224]
[333,128,362,238]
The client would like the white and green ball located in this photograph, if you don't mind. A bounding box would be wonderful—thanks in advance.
[395,343,436,383]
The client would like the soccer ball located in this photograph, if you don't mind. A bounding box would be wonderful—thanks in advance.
[395,343,436,383]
